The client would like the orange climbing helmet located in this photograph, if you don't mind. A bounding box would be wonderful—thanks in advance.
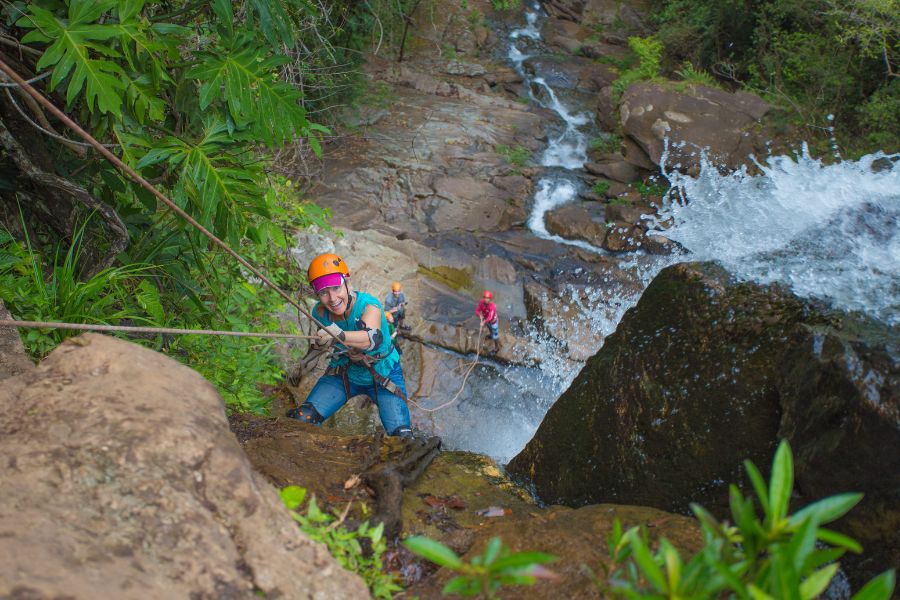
[483,290,493,300]
[307,253,349,293]
[391,282,402,292]
[385,311,395,324]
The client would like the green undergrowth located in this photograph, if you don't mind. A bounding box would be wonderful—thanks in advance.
[0,178,328,414]
[281,486,402,599]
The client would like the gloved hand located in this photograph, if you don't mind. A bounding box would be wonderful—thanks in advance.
[314,323,346,350]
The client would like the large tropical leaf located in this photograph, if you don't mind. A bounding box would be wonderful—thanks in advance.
[186,41,311,147]
[18,0,126,116]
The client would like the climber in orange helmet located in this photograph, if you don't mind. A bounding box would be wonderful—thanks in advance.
[384,281,410,331]
[286,253,413,438]
[475,290,501,355]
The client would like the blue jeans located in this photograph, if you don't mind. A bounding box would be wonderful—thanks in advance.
[306,362,411,434]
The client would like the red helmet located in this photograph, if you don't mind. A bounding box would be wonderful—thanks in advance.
[482,290,493,300]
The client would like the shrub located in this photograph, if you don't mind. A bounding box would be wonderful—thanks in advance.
[602,440,896,599]
[675,61,718,87]
[495,144,531,169]
[612,36,663,102]
[491,0,521,10]
[592,181,611,196]
[589,135,622,154]
[281,486,402,599]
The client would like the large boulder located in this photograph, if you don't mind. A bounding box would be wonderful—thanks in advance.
[508,262,899,585]
[0,334,368,599]
[620,82,771,173]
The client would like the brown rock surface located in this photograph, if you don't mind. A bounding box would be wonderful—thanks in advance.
[620,82,771,173]
[0,334,368,600]
[0,299,33,380]
[544,203,608,247]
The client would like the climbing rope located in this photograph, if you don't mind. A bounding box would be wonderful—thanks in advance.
[408,321,484,414]
[0,319,317,340]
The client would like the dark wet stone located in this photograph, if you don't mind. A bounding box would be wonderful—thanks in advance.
[508,262,899,586]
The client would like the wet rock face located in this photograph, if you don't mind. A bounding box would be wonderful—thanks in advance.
[509,263,796,509]
[620,83,771,173]
[0,334,368,600]
[508,262,899,583]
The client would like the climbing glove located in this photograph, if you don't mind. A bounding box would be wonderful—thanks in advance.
[314,323,346,350]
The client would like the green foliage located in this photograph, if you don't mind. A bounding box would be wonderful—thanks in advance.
[675,61,718,87]
[635,180,669,198]
[589,134,622,154]
[607,197,633,206]
[491,0,521,10]
[2,1,372,412]
[612,36,663,102]
[495,144,531,169]
[603,440,896,599]
[280,486,402,599]
[404,535,557,599]
[592,181,611,196]
[0,220,154,358]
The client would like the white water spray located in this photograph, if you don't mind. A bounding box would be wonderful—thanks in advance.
[657,149,900,325]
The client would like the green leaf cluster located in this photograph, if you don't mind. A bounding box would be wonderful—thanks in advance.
[0,218,155,358]
[495,143,531,170]
[280,486,402,599]
[404,535,557,599]
[604,440,896,599]
[612,36,663,103]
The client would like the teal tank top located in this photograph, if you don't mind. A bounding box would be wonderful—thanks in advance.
[314,291,400,386]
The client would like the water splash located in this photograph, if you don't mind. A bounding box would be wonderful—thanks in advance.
[657,148,900,325]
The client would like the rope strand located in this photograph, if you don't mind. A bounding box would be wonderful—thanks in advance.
[0,319,317,340]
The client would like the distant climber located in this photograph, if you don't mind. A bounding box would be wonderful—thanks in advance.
[286,253,413,438]
[475,290,501,355]
[384,282,411,331]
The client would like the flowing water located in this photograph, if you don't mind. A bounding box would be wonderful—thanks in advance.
[657,147,900,326]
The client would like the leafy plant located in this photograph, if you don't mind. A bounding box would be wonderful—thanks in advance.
[280,486,402,599]
[635,181,669,198]
[495,144,531,169]
[612,36,663,102]
[592,181,612,196]
[491,0,521,10]
[404,535,557,598]
[589,135,622,155]
[675,61,718,87]
[1,1,373,412]
[603,440,896,599]
[0,220,154,358]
